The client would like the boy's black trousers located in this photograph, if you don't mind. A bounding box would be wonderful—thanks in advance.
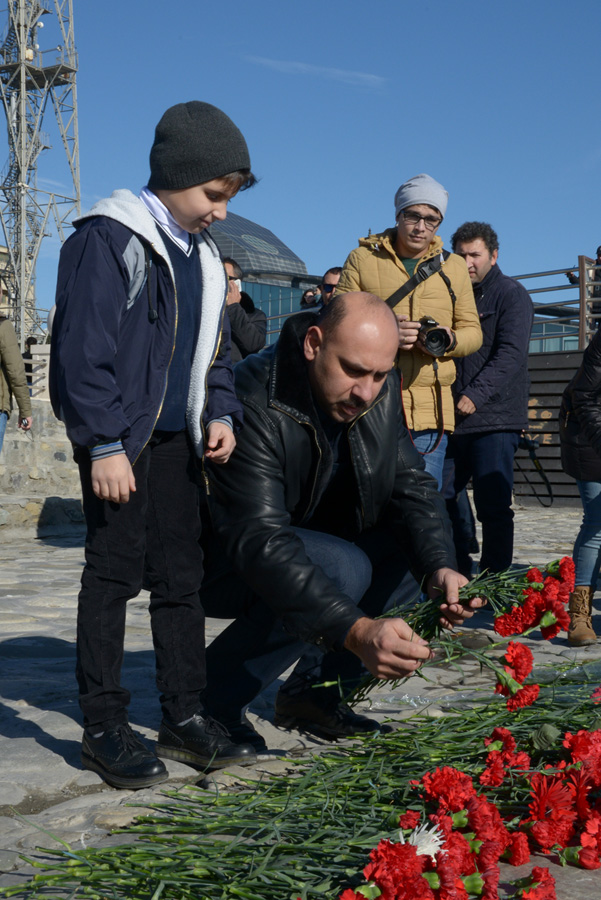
[75,431,205,732]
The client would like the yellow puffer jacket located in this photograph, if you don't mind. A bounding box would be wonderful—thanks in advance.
[338,229,482,432]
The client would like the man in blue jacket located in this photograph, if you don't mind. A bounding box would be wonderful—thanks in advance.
[445,222,534,575]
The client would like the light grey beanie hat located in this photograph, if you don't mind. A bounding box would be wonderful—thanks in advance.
[394,173,448,219]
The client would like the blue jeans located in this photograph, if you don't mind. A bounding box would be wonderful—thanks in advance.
[446,430,519,573]
[0,411,7,454]
[573,480,601,586]
[200,526,410,722]
[410,430,448,490]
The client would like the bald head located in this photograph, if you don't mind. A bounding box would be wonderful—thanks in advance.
[304,291,399,423]
[315,291,397,340]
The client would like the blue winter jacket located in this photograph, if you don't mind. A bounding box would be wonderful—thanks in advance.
[452,264,533,434]
[50,190,243,463]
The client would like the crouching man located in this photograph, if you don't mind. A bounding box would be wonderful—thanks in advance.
[201,292,483,749]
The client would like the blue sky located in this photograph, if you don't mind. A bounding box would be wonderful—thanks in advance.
[7,0,601,317]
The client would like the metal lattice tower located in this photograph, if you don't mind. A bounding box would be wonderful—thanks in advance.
[0,0,79,344]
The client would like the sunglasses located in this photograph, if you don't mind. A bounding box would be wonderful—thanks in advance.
[322,283,336,293]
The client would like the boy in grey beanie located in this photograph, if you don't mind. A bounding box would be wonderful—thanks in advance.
[50,101,257,790]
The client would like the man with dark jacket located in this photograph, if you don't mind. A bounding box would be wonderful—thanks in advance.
[223,257,267,362]
[200,292,482,748]
[446,222,534,574]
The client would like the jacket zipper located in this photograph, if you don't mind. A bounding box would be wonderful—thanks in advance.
[133,245,178,465]
[271,404,323,518]
[346,391,386,526]
[200,287,229,495]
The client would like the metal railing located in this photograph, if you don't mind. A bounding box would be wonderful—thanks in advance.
[20,256,601,401]
[515,256,598,352]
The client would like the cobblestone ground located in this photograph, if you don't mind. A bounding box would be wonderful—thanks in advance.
[1,501,600,898]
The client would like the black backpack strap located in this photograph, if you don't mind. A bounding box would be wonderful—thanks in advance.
[385,249,452,309]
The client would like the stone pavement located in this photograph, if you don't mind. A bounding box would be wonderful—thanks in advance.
[1,502,601,898]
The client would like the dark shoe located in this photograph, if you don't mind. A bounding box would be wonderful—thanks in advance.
[81,724,168,790]
[156,714,257,770]
[220,716,269,754]
[274,690,392,741]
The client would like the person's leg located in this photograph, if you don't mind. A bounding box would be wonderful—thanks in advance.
[569,480,601,646]
[467,431,519,573]
[443,436,477,577]
[76,446,151,732]
[202,527,373,725]
[573,480,601,586]
[76,444,168,789]
[0,410,7,453]
[409,430,448,490]
[144,432,206,725]
[139,432,255,769]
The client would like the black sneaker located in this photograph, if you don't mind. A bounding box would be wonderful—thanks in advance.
[156,714,257,770]
[274,690,392,741]
[220,715,269,754]
[81,724,168,790]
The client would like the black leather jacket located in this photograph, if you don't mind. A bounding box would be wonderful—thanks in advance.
[207,312,457,651]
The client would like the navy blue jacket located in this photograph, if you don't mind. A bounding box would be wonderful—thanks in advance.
[50,190,242,463]
[452,264,533,434]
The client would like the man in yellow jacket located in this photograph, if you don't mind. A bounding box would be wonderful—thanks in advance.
[337,173,482,487]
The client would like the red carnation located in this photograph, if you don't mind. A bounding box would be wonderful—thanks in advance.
[420,767,477,812]
[506,683,540,711]
[521,865,556,899]
[564,729,601,788]
[484,726,516,754]
[466,795,510,848]
[495,605,526,636]
[435,849,470,900]
[505,831,530,866]
[539,598,571,639]
[399,809,422,830]
[577,845,601,869]
[363,839,434,900]
[504,642,534,681]
[526,567,544,583]
[480,751,505,787]
[443,831,477,875]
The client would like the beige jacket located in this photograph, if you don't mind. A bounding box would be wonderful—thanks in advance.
[0,317,31,418]
[337,229,482,432]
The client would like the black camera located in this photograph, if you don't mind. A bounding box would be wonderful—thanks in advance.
[518,434,539,452]
[418,316,452,357]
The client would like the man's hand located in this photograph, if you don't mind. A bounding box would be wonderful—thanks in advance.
[396,314,421,350]
[426,567,485,629]
[91,455,136,503]
[18,416,32,431]
[226,277,241,306]
[204,421,236,464]
[344,616,432,679]
[456,394,476,416]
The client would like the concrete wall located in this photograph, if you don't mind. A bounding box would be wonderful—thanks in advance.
[0,398,84,537]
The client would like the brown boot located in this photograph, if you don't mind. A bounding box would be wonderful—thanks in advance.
[568,585,597,646]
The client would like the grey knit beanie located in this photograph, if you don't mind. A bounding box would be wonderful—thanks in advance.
[148,101,250,191]
[394,173,448,219]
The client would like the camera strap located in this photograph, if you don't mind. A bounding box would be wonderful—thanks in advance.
[384,249,454,310]
[391,251,455,458]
